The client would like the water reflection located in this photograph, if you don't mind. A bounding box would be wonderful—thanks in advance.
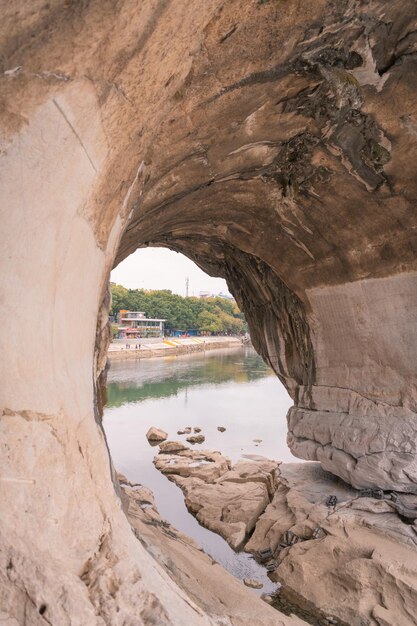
[107,349,273,408]
[104,346,294,596]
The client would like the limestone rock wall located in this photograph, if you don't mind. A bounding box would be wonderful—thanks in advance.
[114,0,417,492]
[1,0,417,622]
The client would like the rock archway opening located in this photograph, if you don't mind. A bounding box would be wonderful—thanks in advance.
[106,240,298,430]
[111,237,314,400]
[104,91,417,491]
[111,246,231,299]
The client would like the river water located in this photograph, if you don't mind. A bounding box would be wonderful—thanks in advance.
[103,346,295,595]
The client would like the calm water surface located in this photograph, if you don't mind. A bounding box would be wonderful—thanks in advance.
[104,346,294,595]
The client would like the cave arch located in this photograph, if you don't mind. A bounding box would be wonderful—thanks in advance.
[2,0,417,623]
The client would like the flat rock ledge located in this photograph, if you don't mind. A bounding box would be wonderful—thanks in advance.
[154,448,279,549]
[248,463,417,626]
[154,451,417,626]
[118,474,305,626]
[159,440,189,454]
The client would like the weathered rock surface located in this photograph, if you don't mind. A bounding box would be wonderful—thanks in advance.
[155,450,279,549]
[186,434,206,444]
[118,475,304,626]
[155,451,417,623]
[184,478,271,550]
[159,440,188,454]
[287,388,417,493]
[247,462,417,626]
[3,0,417,622]
[243,578,263,590]
[154,448,230,482]
[146,427,168,443]
[112,0,417,493]
[177,427,192,435]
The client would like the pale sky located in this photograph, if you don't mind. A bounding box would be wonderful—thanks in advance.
[111,247,230,297]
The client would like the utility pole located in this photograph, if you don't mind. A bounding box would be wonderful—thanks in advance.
[185,276,189,298]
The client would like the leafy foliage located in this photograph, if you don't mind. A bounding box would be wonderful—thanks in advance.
[110,283,246,334]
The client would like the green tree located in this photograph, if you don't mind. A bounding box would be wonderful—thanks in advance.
[110,283,130,316]
[110,283,246,334]
[197,311,223,333]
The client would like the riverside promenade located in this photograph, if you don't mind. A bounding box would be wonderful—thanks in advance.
[108,336,242,361]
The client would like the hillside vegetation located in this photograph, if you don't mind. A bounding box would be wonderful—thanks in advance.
[111,283,246,334]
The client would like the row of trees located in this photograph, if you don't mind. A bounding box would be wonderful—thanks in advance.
[110,283,247,335]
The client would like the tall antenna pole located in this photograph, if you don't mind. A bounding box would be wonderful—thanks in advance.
[185,276,189,298]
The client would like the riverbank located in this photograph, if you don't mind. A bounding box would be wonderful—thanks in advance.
[108,336,243,361]
[104,348,294,592]
[119,474,302,626]
[104,350,417,626]
[151,445,417,626]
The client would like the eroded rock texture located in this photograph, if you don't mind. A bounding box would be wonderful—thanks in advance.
[1,0,417,623]
[114,0,417,493]
[156,453,417,625]
[154,448,279,549]
[248,462,417,626]
[118,475,300,626]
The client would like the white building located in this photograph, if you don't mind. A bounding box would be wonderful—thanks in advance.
[117,310,165,338]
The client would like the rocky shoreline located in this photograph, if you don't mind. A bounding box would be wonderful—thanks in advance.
[118,473,303,626]
[151,443,417,626]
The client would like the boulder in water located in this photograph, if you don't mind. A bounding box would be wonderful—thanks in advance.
[159,441,188,453]
[244,578,263,589]
[186,434,205,444]
[146,427,168,443]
